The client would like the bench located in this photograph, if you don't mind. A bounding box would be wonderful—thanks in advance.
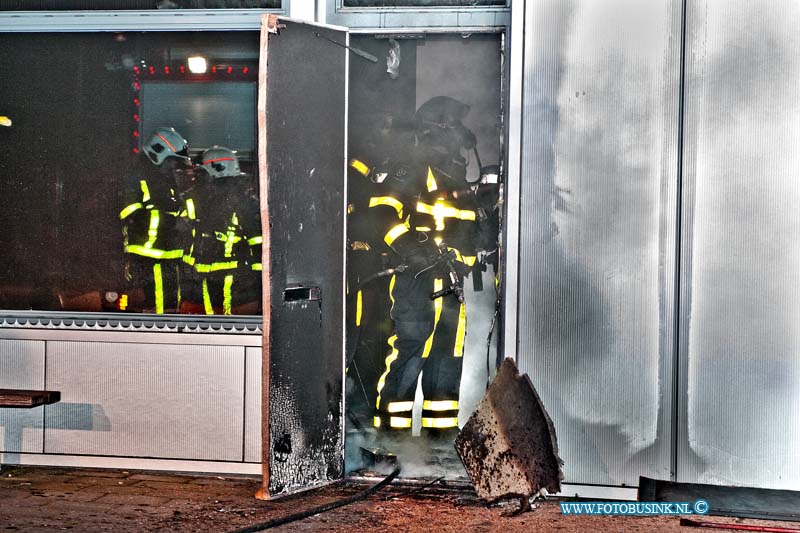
[0,389,61,471]
[0,389,61,408]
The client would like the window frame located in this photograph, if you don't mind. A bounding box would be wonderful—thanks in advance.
[326,0,510,29]
[0,13,270,331]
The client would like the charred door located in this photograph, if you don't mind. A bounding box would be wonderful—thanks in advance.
[259,16,347,497]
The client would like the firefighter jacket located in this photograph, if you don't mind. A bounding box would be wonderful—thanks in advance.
[364,147,480,271]
[120,171,195,261]
[182,177,262,274]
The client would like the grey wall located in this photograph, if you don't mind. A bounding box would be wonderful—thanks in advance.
[517,0,682,486]
[518,0,800,490]
[678,0,800,490]
[0,336,261,466]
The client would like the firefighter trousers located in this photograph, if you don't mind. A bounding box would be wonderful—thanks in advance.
[374,270,467,432]
[127,256,182,314]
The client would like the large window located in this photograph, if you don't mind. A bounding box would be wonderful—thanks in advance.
[0,31,261,316]
[0,1,281,10]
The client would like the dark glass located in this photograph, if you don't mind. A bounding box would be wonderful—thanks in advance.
[0,32,261,315]
[342,0,505,7]
[0,0,280,10]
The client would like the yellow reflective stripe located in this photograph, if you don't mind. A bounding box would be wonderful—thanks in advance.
[223,274,234,315]
[119,203,143,219]
[251,263,263,271]
[202,279,213,315]
[375,334,398,409]
[350,158,370,176]
[185,198,196,220]
[422,400,459,411]
[415,226,432,232]
[194,261,238,273]
[373,416,382,428]
[454,300,467,358]
[355,290,363,327]
[387,401,414,413]
[347,203,355,214]
[384,223,409,246]
[426,166,437,192]
[145,210,160,248]
[248,235,263,245]
[369,196,404,219]
[183,255,195,266]
[153,263,164,314]
[125,245,183,259]
[140,180,151,203]
[421,278,444,359]
[422,417,459,429]
[390,417,412,428]
[416,200,477,231]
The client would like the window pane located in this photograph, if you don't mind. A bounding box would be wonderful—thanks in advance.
[0,1,280,10]
[0,32,262,316]
[342,0,505,7]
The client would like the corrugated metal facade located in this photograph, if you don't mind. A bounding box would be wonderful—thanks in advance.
[516,0,682,486]
[517,0,800,490]
[677,0,800,490]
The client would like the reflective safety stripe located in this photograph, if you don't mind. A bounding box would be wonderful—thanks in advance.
[422,417,459,429]
[454,299,467,358]
[119,202,142,219]
[140,180,151,203]
[146,210,160,248]
[375,334,398,409]
[422,400,459,412]
[202,279,213,315]
[426,166,437,192]
[373,416,382,428]
[369,196,404,219]
[384,222,409,246]
[125,245,183,259]
[185,198,196,220]
[347,203,355,214]
[355,290,363,327]
[415,226,432,232]
[194,261,238,273]
[416,200,476,231]
[223,274,234,315]
[390,417,412,428]
[248,235,263,245]
[387,401,414,413]
[251,263,262,271]
[183,255,195,266]
[350,159,370,176]
[153,262,164,314]
[421,278,444,359]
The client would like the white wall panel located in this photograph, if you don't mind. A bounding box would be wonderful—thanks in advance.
[44,341,245,461]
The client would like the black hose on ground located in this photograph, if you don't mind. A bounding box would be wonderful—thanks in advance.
[229,467,401,533]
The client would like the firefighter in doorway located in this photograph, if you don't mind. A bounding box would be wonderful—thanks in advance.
[370,96,482,441]
[119,127,196,314]
[181,146,261,315]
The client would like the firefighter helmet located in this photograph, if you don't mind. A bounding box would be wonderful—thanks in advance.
[414,96,477,152]
[143,127,190,166]
[198,146,243,179]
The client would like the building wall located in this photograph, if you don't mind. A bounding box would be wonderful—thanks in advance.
[517,0,800,491]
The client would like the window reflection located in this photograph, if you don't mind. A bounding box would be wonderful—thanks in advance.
[0,32,261,315]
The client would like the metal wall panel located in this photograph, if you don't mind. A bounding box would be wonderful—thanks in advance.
[0,340,46,454]
[678,0,800,489]
[44,341,245,461]
[264,20,346,496]
[244,346,261,463]
[517,0,682,485]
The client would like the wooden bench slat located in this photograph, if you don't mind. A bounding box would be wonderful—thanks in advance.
[0,389,61,408]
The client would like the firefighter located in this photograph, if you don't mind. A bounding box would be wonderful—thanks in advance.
[370,96,481,442]
[119,127,196,314]
[182,146,261,315]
